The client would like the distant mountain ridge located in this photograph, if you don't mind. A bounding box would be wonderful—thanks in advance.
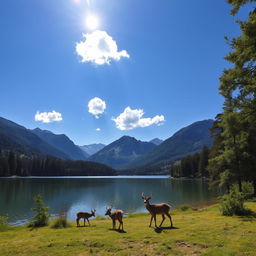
[88,136,156,169]
[0,117,69,159]
[127,119,214,168]
[150,138,163,145]
[80,143,106,156]
[32,128,89,160]
[0,116,214,172]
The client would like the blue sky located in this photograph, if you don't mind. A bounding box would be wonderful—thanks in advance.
[0,0,250,145]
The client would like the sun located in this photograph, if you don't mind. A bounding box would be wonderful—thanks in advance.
[86,15,99,30]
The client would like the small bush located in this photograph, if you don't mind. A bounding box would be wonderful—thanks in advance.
[242,182,254,200]
[0,216,9,232]
[179,204,191,211]
[28,194,50,228]
[220,185,246,216]
[51,216,71,229]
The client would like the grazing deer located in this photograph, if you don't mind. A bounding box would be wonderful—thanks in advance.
[105,206,124,231]
[76,209,96,227]
[141,193,173,228]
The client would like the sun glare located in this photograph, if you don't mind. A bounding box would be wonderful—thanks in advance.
[86,15,99,30]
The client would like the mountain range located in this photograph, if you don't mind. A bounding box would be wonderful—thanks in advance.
[88,136,157,169]
[0,116,214,171]
[32,128,89,160]
[127,119,214,168]
[0,117,69,159]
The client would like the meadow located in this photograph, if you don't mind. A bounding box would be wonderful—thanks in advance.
[1,203,256,256]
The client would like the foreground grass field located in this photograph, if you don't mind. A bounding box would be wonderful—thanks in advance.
[1,203,256,256]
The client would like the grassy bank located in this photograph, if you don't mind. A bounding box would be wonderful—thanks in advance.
[1,203,256,256]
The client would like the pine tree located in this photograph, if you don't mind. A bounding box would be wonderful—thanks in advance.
[8,151,16,176]
[209,0,256,193]
[199,146,209,178]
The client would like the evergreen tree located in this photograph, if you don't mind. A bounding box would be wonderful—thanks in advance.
[199,146,209,178]
[16,156,23,176]
[8,151,16,176]
[209,0,256,193]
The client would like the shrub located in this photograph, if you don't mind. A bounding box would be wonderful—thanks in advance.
[0,216,9,232]
[242,181,254,200]
[220,185,246,216]
[51,215,71,229]
[28,194,50,228]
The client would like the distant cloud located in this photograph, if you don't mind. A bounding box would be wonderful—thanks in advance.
[88,97,106,118]
[35,110,63,123]
[112,107,165,130]
[75,30,129,65]
[96,128,101,131]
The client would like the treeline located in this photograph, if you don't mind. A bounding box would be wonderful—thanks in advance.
[0,151,116,177]
[118,164,170,175]
[170,146,209,178]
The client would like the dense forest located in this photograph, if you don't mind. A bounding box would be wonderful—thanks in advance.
[0,150,116,177]
[170,146,209,178]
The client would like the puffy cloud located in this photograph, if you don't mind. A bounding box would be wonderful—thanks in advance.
[35,110,63,123]
[96,128,101,131]
[88,97,106,118]
[75,30,129,65]
[112,107,165,130]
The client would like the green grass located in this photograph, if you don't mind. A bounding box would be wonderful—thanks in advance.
[1,203,256,255]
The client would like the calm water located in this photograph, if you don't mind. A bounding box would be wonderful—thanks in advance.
[0,176,222,225]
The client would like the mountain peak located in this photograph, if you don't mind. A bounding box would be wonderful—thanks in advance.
[150,138,163,145]
[32,128,88,160]
[128,119,214,169]
[88,135,156,169]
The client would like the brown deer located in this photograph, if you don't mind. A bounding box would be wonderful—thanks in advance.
[105,206,124,231]
[76,209,96,227]
[141,193,173,228]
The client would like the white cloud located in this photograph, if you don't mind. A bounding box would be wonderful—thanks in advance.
[35,110,63,123]
[88,97,106,118]
[75,30,129,65]
[112,107,165,130]
[96,128,101,131]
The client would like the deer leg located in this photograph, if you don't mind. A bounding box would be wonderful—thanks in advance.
[84,218,86,226]
[153,215,157,228]
[76,218,79,227]
[87,218,90,226]
[112,220,116,229]
[149,215,153,227]
[118,218,123,231]
[159,214,165,227]
[166,213,173,227]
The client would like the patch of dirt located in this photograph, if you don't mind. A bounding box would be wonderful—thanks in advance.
[121,240,158,255]
[176,241,207,256]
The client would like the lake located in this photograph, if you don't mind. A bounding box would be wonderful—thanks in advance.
[0,176,222,225]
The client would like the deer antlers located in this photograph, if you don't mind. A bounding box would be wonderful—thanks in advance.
[142,192,152,199]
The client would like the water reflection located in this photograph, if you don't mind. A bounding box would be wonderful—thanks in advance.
[0,177,222,225]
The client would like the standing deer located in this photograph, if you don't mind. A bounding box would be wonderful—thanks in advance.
[76,209,96,227]
[105,206,124,231]
[141,193,173,228]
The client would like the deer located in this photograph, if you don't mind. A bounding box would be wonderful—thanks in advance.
[105,206,124,231]
[76,209,96,227]
[141,193,173,228]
